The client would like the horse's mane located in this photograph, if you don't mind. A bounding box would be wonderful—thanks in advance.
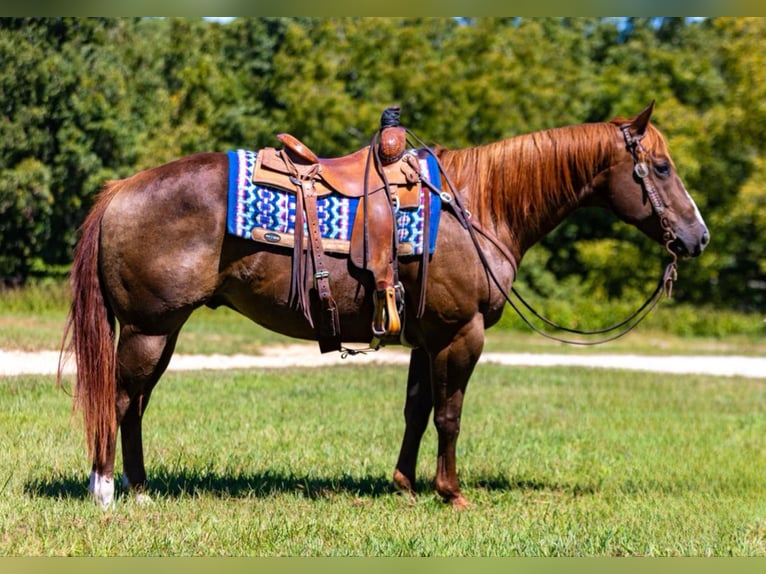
[436,119,668,241]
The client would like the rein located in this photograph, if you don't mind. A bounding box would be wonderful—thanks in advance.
[411,126,680,346]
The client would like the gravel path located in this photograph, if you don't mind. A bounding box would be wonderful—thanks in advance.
[2,345,764,379]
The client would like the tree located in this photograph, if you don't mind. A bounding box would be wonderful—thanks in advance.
[0,159,51,283]
[0,17,763,313]
[1,19,137,281]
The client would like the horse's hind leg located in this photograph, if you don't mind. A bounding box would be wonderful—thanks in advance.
[90,324,182,505]
[393,347,433,497]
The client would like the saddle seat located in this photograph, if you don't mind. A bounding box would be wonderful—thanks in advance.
[272,133,421,200]
[250,124,426,353]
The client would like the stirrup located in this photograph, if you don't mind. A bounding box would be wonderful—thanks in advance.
[371,284,402,342]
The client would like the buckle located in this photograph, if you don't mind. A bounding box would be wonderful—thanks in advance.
[313,270,330,289]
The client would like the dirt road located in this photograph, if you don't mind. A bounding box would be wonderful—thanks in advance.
[2,345,764,379]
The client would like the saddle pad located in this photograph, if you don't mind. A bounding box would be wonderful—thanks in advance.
[226,148,442,256]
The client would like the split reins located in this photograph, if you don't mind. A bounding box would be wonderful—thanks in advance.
[410,124,680,346]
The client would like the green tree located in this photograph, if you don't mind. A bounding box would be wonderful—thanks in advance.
[0,159,51,283]
[0,17,763,314]
[697,18,766,310]
[1,18,143,281]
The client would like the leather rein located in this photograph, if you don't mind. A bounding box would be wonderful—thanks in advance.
[411,125,680,346]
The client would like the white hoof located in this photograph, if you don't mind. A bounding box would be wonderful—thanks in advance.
[133,492,154,506]
[89,471,115,509]
[122,474,154,506]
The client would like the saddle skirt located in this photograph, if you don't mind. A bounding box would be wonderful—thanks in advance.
[226,148,442,257]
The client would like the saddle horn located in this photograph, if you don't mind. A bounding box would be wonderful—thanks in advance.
[378,106,406,164]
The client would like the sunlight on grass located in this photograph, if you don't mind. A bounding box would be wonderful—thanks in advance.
[2,366,765,556]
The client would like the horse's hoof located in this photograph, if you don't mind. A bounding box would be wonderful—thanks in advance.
[92,494,115,510]
[393,469,415,495]
[89,472,115,509]
[132,492,154,507]
[121,476,153,506]
[449,494,473,511]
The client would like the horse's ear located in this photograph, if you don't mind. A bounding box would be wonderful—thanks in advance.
[628,101,656,138]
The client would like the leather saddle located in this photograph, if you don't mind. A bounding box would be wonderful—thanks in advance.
[250,116,426,353]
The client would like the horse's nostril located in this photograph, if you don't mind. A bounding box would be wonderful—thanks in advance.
[701,230,710,248]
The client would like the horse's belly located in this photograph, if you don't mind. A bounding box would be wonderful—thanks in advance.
[217,251,379,344]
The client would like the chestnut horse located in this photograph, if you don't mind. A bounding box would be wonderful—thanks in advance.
[60,103,708,509]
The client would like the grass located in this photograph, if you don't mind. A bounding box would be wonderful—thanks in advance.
[2,364,766,556]
[1,281,765,356]
[2,280,765,555]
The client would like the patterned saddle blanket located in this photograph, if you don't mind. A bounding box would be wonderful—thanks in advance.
[226,149,442,256]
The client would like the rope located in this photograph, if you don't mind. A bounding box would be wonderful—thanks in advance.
[380,106,401,129]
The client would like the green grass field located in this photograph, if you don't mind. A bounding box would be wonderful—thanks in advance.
[2,283,765,556]
[2,296,765,358]
[2,363,765,556]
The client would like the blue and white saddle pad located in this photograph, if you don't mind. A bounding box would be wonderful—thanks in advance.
[226,149,442,256]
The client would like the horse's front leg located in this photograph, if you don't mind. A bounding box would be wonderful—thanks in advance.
[430,315,484,509]
[393,347,433,497]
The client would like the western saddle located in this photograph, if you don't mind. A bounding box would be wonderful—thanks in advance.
[251,107,430,353]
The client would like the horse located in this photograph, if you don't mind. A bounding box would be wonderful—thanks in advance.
[59,102,709,509]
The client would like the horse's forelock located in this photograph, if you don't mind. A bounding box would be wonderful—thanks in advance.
[643,124,672,164]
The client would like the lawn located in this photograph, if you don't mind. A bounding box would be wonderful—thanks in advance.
[2,282,765,556]
[1,363,765,556]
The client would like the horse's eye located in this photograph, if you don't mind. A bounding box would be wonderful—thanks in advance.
[654,161,671,177]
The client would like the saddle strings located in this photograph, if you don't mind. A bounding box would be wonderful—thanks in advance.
[280,152,319,327]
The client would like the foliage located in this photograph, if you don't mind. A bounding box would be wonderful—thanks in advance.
[0,158,51,282]
[1,17,764,313]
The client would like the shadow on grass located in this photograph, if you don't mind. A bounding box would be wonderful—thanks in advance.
[23,468,405,501]
[474,474,601,497]
[24,470,90,500]
[147,467,400,499]
[24,467,600,501]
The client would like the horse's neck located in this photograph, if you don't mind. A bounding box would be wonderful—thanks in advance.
[441,124,613,259]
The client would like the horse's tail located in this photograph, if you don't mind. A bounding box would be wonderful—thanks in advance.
[58,181,122,463]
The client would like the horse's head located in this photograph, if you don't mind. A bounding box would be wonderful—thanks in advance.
[604,102,710,258]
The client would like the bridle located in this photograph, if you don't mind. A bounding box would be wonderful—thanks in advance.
[620,123,680,282]
[414,124,681,346]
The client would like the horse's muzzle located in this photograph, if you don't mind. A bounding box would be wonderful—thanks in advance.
[671,227,710,258]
